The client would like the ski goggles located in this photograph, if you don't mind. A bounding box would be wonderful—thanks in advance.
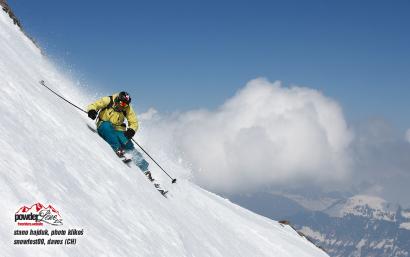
[114,98,129,107]
[118,100,128,107]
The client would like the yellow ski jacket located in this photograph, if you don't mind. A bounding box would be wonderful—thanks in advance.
[87,93,138,132]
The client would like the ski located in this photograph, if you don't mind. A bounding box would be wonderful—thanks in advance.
[150,180,168,198]
[152,181,168,198]
[157,188,168,197]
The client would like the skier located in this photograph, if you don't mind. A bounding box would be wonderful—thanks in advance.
[86,92,154,181]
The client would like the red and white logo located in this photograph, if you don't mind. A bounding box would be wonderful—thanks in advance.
[15,203,63,226]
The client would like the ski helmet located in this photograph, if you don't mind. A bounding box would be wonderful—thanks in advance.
[117,91,131,104]
[113,91,131,111]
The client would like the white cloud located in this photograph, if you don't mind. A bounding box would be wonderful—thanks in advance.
[139,78,353,193]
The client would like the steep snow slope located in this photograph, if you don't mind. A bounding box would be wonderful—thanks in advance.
[0,10,328,257]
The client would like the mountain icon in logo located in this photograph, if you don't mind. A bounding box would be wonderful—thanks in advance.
[15,202,63,226]
[17,203,62,216]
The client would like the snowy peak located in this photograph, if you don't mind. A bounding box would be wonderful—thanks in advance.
[325,195,396,221]
[273,195,410,257]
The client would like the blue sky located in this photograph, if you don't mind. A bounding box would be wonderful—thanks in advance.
[10,0,410,129]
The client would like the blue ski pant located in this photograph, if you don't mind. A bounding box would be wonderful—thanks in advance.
[97,121,149,172]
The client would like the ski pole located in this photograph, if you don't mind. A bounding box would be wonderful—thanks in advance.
[39,80,87,113]
[132,139,177,184]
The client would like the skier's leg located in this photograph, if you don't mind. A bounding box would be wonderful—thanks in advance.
[121,145,149,172]
[116,131,133,150]
[130,149,150,172]
[116,131,150,173]
[97,121,121,151]
[131,149,153,180]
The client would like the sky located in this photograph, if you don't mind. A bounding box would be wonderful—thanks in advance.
[9,0,410,129]
[6,0,410,206]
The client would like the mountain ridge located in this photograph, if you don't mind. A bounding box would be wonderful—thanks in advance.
[230,192,410,257]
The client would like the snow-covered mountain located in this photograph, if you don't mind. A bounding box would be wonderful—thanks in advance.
[0,6,328,257]
[324,195,397,222]
[295,195,410,257]
[230,192,410,257]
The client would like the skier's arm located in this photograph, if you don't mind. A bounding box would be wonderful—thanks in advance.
[87,96,111,111]
[126,106,139,132]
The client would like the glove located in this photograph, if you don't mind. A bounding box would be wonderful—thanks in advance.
[88,110,98,120]
[124,128,135,139]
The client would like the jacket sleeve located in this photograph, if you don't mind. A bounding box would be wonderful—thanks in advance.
[126,106,139,131]
[87,96,111,111]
